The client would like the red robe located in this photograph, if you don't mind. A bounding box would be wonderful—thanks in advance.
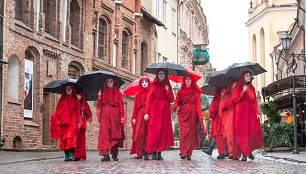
[50,85,81,150]
[74,93,92,160]
[219,80,241,158]
[229,71,263,157]
[209,88,226,155]
[130,77,151,156]
[145,68,174,152]
[97,78,125,156]
[172,76,207,157]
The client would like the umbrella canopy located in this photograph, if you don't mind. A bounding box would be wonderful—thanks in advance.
[76,70,125,101]
[225,62,267,79]
[168,68,202,83]
[144,62,189,76]
[201,83,216,96]
[208,69,237,88]
[123,77,153,96]
[43,78,82,94]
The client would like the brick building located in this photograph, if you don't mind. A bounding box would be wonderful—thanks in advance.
[1,0,159,150]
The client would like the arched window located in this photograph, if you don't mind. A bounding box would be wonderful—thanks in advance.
[70,0,81,48]
[68,61,84,79]
[252,34,257,63]
[122,31,129,69]
[15,0,22,20]
[7,56,19,101]
[260,28,266,86]
[98,19,107,60]
[141,41,148,76]
[24,50,35,118]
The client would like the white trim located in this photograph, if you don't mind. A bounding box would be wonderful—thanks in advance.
[246,6,297,26]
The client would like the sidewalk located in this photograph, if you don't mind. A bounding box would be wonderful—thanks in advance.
[263,151,306,163]
[0,151,63,165]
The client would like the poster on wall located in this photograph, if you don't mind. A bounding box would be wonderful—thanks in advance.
[24,59,33,118]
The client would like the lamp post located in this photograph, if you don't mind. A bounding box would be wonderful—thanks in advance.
[281,31,305,154]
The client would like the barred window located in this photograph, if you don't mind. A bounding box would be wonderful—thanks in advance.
[98,19,106,59]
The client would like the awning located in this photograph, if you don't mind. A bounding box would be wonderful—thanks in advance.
[141,7,164,26]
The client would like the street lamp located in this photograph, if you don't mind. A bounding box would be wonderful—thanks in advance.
[281,31,305,154]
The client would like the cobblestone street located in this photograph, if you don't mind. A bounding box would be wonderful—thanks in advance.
[0,150,305,173]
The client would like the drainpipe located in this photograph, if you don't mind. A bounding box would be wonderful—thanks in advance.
[0,0,5,148]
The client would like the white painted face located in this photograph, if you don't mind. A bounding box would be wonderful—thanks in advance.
[221,89,226,96]
[141,80,149,88]
[185,77,192,87]
[107,79,114,88]
[77,94,82,100]
[66,86,73,95]
[158,71,166,81]
[244,73,251,83]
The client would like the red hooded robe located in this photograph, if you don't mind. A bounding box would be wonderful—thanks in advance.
[50,85,81,150]
[74,93,92,160]
[172,76,207,157]
[97,77,126,156]
[219,80,241,158]
[209,88,226,155]
[228,71,263,157]
[145,68,175,152]
[130,77,151,156]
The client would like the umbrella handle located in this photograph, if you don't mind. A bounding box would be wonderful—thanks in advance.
[81,110,84,120]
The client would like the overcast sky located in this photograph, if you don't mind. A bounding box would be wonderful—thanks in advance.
[201,0,250,71]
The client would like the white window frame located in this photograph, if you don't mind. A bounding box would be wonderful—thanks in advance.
[156,0,160,19]
[113,43,117,66]
[163,0,167,26]
[172,8,176,34]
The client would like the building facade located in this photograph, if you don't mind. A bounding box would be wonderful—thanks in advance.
[179,0,210,87]
[246,0,297,96]
[1,0,158,150]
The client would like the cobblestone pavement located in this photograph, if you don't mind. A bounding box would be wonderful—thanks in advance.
[0,150,306,174]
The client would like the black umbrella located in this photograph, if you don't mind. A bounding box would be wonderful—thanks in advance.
[43,78,82,94]
[207,69,237,88]
[144,62,189,76]
[225,62,267,79]
[76,70,125,101]
[201,83,216,96]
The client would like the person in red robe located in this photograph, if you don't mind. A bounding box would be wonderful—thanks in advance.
[50,85,81,161]
[130,77,151,160]
[144,68,174,160]
[97,77,126,162]
[208,88,226,159]
[172,76,207,160]
[219,80,241,160]
[74,93,92,161]
[228,70,263,161]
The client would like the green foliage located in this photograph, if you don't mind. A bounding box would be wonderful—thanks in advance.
[259,101,281,125]
[262,123,294,148]
[173,122,180,141]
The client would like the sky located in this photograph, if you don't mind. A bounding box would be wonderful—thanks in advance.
[201,0,250,71]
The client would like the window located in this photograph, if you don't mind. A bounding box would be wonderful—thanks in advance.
[60,0,68,42]
[36,0,41,31]
[122,31,129,69]
[172,8,176,34]
[157,53,161,62]
[70,0,81,48]
[15,0,22,20]
[113,43,117,66]
[43,0,50,33]
[156,0,160,19]
[133,52,136,74]
[93,31,96,56]
[8,57,19,101]
[163,0,167,26]
[163,56,167,62]
[98,19,106,59]
[24,58,34,118]
[141,42,148,76]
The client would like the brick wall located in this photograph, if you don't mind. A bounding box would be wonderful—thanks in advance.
[1,0,156,150]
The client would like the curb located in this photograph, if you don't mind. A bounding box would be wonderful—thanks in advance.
[263,155,306,164]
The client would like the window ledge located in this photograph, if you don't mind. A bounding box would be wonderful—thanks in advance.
[45,32,60,43]
[7,98,21,105]
[172,32,176,36]
[24,120,40,127]
[15,19,33,32]
[71,44,83,53]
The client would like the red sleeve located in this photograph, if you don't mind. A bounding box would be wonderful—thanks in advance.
[84,101,92,124]
[96,94,103,122]
[145,86,155,114]
[228,85,245,109]
[171,90,181,114]
[75,99,81,122]
[196,92,207,136]
[131,93,139,120]
[166,86,174,103]
[118,92,126,124]
[209,95,219,118]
